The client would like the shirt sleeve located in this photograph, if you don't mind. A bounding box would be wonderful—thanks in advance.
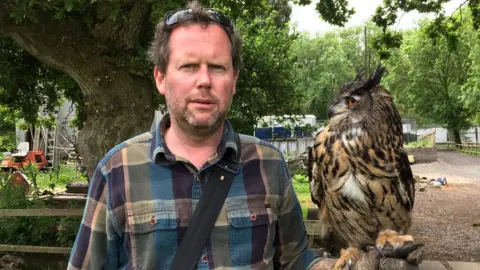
[67,165,121,270]
[273,158,323,269]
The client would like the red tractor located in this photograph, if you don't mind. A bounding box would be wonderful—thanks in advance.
[0,150,49,172]
[0,142,49,195]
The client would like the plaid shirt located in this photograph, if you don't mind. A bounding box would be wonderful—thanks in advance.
[68,113,321,269]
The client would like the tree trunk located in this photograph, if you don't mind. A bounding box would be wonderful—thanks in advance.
[450,128,462,144]
[1,10,156,177]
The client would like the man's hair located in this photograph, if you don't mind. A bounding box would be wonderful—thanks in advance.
[147,1,243,74]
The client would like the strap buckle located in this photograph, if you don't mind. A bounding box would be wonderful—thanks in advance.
[215,159,239,174]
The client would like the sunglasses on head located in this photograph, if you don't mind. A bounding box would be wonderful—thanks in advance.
[164,8,233,30]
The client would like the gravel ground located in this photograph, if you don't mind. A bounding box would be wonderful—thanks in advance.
[411,150,480,184]
[410,151,480,262]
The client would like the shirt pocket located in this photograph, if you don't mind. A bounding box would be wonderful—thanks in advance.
[227,206,275,266]
[127,208,179,270]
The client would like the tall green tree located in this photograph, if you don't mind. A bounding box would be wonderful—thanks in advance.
[0,0,300,175]
[384,11,479,143]
[1,0,477,175]
[291,25,381,120]
[291,33,355,120]
[0,106,16,152]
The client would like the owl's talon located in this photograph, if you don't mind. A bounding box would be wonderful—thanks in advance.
[333,247,361,270]
[347,258,353,269]
[376,229,414,253]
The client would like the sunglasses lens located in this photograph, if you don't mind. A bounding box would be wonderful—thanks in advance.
[165,8,232,29]
[166,9,191,25]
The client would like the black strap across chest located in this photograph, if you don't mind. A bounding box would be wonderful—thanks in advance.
[170,133,241,270]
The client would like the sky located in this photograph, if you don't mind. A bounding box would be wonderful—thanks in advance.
[290,0,466,36]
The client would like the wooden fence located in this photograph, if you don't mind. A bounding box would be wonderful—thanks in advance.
[437,141,480,156]
[0,209,83,254]
[417,130,436,148]
[0,208,323,254]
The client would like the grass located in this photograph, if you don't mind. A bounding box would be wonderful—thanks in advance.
[292,174,314,220]
[17,164,88,193]
[36,165,87,191]
[404,139,433,148]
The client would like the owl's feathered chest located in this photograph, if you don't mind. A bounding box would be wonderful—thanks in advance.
[312,125,413,211]
[315,126,400,181]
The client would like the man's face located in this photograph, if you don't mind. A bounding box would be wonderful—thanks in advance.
[154,23,238,136]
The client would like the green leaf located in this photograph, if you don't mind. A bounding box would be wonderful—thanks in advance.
[64,0,75,12]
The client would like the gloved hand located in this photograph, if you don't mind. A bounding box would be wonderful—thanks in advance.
[310,241,424,270]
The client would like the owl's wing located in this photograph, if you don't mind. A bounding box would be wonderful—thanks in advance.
[309,130,327,208]
[395,149,415,211]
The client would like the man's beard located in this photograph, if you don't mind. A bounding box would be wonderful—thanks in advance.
[169,102,226,138]
[166,90,230,138]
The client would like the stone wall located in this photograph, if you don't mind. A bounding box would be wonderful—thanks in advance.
[405,147,437,163]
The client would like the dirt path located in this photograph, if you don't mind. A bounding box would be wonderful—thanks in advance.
[411,151,480,184]
[410,151,480,262]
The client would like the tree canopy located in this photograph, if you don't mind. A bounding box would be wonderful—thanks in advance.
[0,0,479,174]
[0,0,302,174]
[384,10,479,143]
[291,25,382,120]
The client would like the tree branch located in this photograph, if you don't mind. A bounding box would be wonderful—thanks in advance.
[87,0,151,50]
[0,11,118,97]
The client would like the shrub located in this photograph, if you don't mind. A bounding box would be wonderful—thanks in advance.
[0,180,81,247]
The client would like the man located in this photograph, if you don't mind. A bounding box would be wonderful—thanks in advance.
[68,2,421,269]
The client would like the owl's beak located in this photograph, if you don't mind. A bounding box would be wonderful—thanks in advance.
[328,102,346,119]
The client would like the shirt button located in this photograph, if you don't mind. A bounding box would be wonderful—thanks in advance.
[148,217,157,225]
[201,255,208,263]
[196,175,200,181]
[149,216,157,225]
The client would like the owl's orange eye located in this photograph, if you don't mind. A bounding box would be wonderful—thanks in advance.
[347,97,358,106]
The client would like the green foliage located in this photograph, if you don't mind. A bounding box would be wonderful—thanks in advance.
[292,174,310,194]
[288,1,480,60]
[290,25,381,120]
[0,0,302,136]
[292,174,312,220]
[475,113,480,124]
[370,0,477,59]
[229,10,303,134]
[0,37,84,129]
[315,0,355,27]
[0,202,81,248]
[24,163,40,198]
[0,106,16,152]
[371,31,403,59]
[384,10,479,143]
[0,167,84,247]
[35,165,88,191]
[464,40,480,115]
[291,0,355,26]
[404,139,433,148]
[2,0,478,171]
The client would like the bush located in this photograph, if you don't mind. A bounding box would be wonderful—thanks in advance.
[0,178,81,247]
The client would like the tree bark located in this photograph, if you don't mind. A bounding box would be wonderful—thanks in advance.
[450,128,462,144]
[1,9,156,177]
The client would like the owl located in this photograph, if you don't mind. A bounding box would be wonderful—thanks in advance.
[308,64,415,269]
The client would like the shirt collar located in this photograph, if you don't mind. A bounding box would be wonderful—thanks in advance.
[150,111,239,165]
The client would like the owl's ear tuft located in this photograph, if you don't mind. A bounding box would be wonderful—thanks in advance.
[360,64,387,91]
